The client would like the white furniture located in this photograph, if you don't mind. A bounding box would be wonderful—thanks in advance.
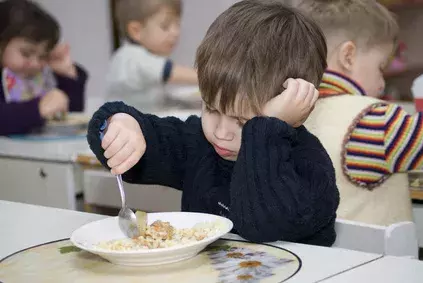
[0,137,87,210]
[0,108,200,211]
[81,109,199,213]
[321,256,423,283]
[0,200,389,283]
[83,169,182,212]
[334,219,419,259]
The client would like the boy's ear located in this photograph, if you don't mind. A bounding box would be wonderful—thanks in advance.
[126,21,143,43]
[338,41,357,72]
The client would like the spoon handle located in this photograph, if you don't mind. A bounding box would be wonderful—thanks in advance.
[116,174,126,207]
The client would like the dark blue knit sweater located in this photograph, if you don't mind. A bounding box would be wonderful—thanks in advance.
[87,102,340,246]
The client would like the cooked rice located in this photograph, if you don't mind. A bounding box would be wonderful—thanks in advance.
[97,220,222,251]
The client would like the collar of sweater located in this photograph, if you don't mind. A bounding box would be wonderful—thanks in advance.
[318,70,366,98]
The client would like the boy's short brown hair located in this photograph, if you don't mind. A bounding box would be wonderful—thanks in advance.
[115,0,182,37]
[196,0,327,115]
[295,0,398,52]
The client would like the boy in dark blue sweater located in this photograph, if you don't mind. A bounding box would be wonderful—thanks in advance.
[87,0,339,246]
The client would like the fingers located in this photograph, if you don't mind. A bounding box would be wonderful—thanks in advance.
[304,82,317,106]
[101,124,120,150]
[282,78,300,99]
[111,151,143,175]
[104,132,129,159]
[295,79,311,102]
[311,88,319,107]
[107,142,135,168]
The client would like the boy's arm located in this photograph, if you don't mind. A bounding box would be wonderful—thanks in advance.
[381,104,423,172]
[167,64,198,85]
[229,117,339,245]
[87,102,203,189]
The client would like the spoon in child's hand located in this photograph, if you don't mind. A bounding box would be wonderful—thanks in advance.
[116,174,140,238]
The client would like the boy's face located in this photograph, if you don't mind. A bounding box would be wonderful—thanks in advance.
[346,42,393,97]
[201,98,253,162]
[137,6,181,56]
[2,38,49,78]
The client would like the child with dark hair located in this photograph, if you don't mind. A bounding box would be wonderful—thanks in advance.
[88,0,339,246]
[0,0,88,136]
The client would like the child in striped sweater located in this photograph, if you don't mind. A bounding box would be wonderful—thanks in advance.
[296,0,416,226]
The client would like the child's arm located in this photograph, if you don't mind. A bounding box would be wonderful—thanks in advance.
[230,118,339,246]
[49,43,88,112]
[86,102,202,189]
[343,104,423,187]
[0,98,44,135]
[53,64,88,112]
[229,79,339,245]
[168,64,198,85]
[0,72,69,135]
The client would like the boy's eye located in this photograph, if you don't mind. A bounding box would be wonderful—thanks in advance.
[236,119,246,127]
[205,106,218,113]
[160,23,171,30]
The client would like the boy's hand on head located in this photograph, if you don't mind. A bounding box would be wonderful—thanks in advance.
[101,113,146,175]
[48,43,77,79]
[39,88,69,120]
[263,78,318,127]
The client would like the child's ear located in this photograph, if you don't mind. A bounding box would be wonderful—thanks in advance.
[126,21,143,43]
[338,41,357,72]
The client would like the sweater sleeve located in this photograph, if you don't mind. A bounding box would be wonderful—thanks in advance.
[0,97,44,136]
[0,67,44,135]
[382,104,423,172]
[229,117,339,245]
[54,64,88,112]
[86,101,203,189]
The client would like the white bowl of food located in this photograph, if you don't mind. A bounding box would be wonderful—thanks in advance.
[70,212,233,266]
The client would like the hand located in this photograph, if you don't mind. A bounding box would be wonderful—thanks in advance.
[263,78,318,127]
[101,113,146,175]
[39,88,69,119]
[48,43,77,78]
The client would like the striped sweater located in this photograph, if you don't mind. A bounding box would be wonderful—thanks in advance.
[319,70,423,187]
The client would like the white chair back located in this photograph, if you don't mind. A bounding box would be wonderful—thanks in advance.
[333,219,419,259]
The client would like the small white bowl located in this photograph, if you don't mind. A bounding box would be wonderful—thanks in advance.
[70,212,233,266]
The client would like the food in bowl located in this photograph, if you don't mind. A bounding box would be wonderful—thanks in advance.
[96,211,223,251]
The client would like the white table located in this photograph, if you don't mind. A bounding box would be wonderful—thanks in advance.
[0,200,386,283]
[321,256,423,282]
[0,137,88,210]
[0,108,201,211]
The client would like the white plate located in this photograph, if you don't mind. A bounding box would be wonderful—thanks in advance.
[70,212,233,266]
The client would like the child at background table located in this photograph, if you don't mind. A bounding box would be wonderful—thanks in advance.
[296,0,416,226]
[88,0,339,246]
[107,0,198,111]
[0,0,88,136]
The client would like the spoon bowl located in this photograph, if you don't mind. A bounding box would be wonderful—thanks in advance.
[116,174,140,238]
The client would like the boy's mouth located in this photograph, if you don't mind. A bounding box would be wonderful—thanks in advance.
[213,144,235,157]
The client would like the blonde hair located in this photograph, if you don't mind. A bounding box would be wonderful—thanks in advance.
[295,0,398,52]
[115,0,181,37]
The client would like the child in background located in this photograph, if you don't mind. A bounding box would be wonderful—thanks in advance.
[88,0,339,246]
[0,0,88,136]
[296,0,415,226]
[107,0,198,111]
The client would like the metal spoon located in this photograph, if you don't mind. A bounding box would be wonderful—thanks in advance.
[116,174,140,238]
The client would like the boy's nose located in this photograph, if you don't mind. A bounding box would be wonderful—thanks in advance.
[214,117,234,141]
[170,24,180,38]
